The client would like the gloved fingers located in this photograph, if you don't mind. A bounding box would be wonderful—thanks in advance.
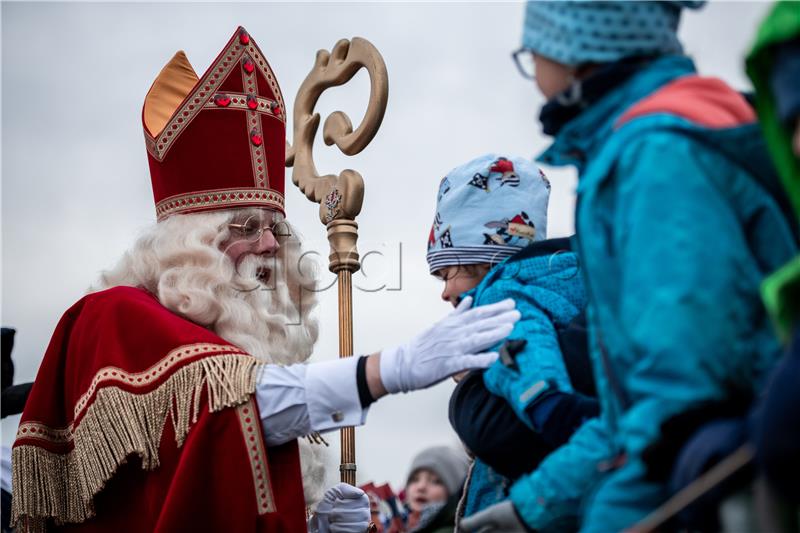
[315,499,334,514]
[458,298,516,322]
[328,509,370,533]
[459,309,521,335]
[329,482,366,501]
[460,501,526,532]
[330,523,369,533]
[329,508,370,522]
[321,487,341,505]
[457,324,515,353]
[321,482,363,507]
[443,352,499,376]
[334,495,369,513]
[453,295,474,314]
[460,505,498,531]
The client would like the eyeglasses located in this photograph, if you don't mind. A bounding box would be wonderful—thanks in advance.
[511,47,536,80]
[228,214,291,242]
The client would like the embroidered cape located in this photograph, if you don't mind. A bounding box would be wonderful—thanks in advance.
[12,286,306,532]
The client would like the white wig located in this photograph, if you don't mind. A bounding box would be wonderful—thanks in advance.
[93,208,320,365]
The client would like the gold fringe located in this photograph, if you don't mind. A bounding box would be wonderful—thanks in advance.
[304,432,329,447]
[11,354,261,531]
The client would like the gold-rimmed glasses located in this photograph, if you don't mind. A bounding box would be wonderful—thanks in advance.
[228,214,291,242]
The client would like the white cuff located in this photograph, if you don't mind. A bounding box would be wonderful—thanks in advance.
[304,356,369,433]
[378,344,404,394]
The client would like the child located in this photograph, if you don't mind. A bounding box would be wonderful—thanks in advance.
[403,446,468,533]
[426,154,599,520]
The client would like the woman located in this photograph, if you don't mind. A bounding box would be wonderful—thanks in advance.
[462,2,798,532]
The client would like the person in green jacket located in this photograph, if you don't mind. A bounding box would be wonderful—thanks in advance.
[746,0,800,507]
[747,0,800,341]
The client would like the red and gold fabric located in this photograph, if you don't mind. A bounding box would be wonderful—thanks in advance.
[11,286,306,532]
[143,26,286,220]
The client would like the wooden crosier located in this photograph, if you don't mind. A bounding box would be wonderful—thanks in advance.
[286,38,388,485]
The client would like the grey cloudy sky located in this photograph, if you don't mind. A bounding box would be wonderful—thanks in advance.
[1,1,770,490]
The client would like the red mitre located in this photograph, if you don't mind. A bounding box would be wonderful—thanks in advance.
[143,27,286,221]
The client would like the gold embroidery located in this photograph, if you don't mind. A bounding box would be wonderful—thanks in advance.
[242,53,269,190]
[145,35,285,162]
[12,351,263,529]
[15,343,245,444]
[246,40,285,117]
[15,422,73,444]
[155,187,285,221]
[202,93,281,118]
[146,37,243,161]
[74,342,243,420]
[236,398,275,514]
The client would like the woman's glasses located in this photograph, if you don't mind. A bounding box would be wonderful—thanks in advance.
[511,47,536,80]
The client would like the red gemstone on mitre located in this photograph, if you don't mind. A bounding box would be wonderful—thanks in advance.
[250,129,263,146]
[239,30,250,45]
[214,94,231,107]
[247,95,258,110]
[243,58,255,74]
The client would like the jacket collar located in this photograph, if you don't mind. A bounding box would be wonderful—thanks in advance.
[507,236,573,262]
[537,56,697,173]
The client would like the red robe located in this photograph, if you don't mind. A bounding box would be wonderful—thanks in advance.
[11,286,306,532]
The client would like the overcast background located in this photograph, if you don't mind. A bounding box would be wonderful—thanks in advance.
[2,1,770,490]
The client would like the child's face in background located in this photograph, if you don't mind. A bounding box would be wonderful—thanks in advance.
[406,469,448,512]
[435,264,490,307]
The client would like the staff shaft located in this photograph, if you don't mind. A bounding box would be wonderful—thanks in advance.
[337,270,356,484]
[287,36,388,488]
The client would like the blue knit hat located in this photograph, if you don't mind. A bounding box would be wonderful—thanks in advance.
[522,1,706,66]
[426,154,550,275]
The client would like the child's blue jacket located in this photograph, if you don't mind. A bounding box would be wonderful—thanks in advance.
[462,239,588,517]
[478,242,587,420]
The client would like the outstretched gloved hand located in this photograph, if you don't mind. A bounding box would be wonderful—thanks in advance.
[308,482,370,533]
[380,296,519,394]
[459,500,529,532]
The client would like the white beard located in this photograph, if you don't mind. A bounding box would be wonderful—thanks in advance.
[298,438,333,508]
[212,252,318,365]
[213,254,331,508]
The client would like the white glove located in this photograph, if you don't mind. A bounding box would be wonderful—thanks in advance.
[308,482,370,533]
[380,297,519,394]
[460,500,528,532]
